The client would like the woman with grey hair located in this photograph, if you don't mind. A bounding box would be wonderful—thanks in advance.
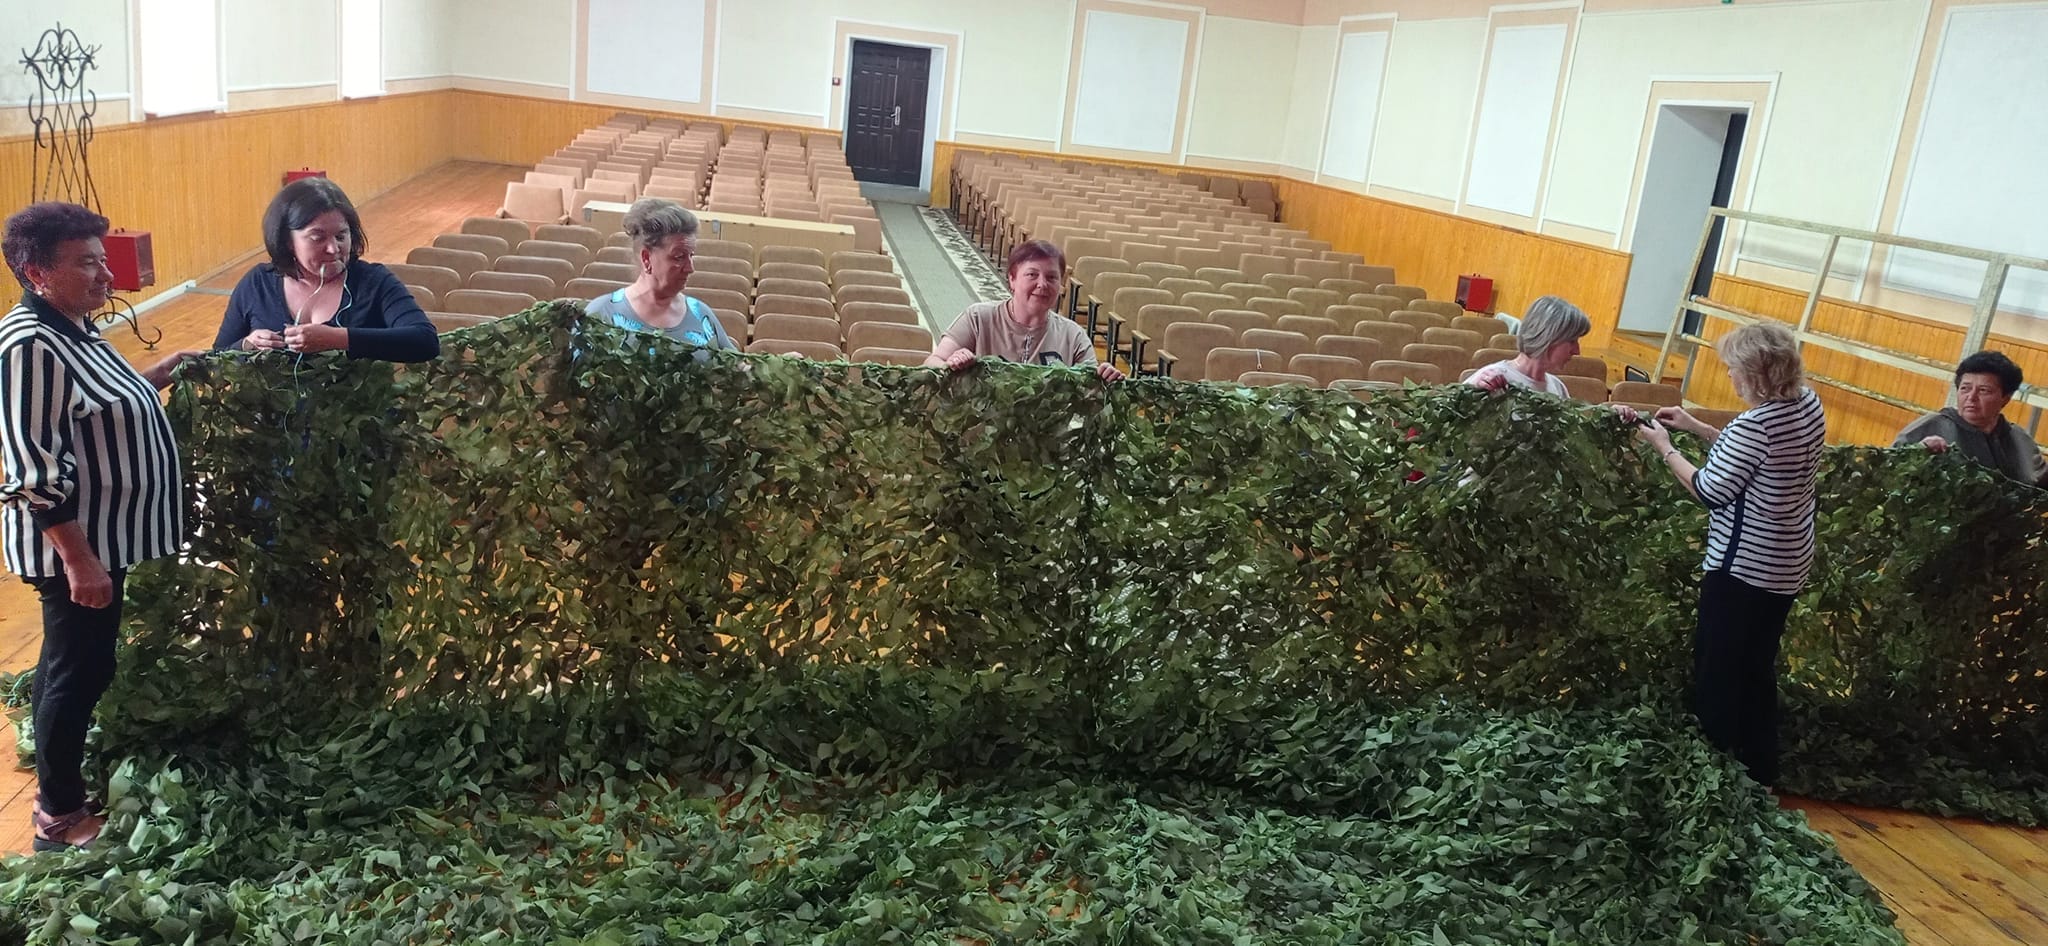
[1467,295,1591,396]
[584,198,735,350]
[1636,321,1826,788]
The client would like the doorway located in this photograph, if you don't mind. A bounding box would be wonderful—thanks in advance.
[844,40,931,187]
[1618,105,1749,335]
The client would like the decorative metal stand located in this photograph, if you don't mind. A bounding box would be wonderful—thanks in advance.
[20,23,159,346]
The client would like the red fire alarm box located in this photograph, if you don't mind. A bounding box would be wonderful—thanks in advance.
[1456,274,1494,314]
[102,229,154,292]
[283,167,327,186]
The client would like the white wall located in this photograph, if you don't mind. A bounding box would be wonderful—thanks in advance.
[1280,25,1336,172]
[0,2,133,108]
[1549,1,1923,246]
[224,0,340,91]
[1368,16,1485,200]
[1186,16,1298,164]
[449,0,572,89]
[385,0,456,80]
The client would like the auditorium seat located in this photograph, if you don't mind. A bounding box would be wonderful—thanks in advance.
[444,289,537,318]
[845,321,932,353]
[499,183,568,225]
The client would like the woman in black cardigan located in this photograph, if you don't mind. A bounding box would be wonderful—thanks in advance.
[213,178,438,362]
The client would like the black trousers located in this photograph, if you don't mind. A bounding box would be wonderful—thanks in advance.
[26,568,126,816]
[1692,569,1795,786]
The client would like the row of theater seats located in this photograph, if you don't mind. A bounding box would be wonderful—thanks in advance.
[500,114,883,252]
[388,214,937,365]
[1173,171,1280,220]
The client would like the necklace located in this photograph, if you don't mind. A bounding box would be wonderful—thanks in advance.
[1003,300,1048,357]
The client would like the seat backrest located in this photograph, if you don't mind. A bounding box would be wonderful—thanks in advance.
[1390,310,1450,332]
[1133,261,1191,282]
[1173,246,1225,272]
[1285,288,1341,319]
[1564,355,1609,380]
[1489,332,1520,351]
[491,254,576,289]
[1610,380,1682,406]
[1261,273,1314,296]
[565,277,629,299]
[1194,267,1246,287]
[1123,242,1173,267]
[443,289,537,318]
[1239,253,1288,281]
[1349,293,1405,314]
[1452,314,1505,336]
[834,284,911,307]
[1378,284,1427,306]
[846,321,932,353]
[839,301,918,328]
[534,224,606,254]
[851,346,932,367]
[1159,322,1235,380]
[1241,329,1311,365]
[711,309,748,342]
[759,262,830,284]
[832,269,902,290]
[468,271,558,298]
[747,338,844,361]
[829,251,893,276]
[462,216,532,246]
[1322,305,1380,333]
[404,285,438,311]
[1206,346,1284,381]
[1110,286,1174,323]
[1180,292,1236,318]
[697,238,754,262]
[689,254,750,276]
[429,311,492,332]
[1316,334,1383,367]
[760,245,829,269]
[752,312,841,344]
[1239,370,1316,388]
[688,287,751,315]
[1292,258,1344,282]
[1207,309,1271,338]
[1319,278,1371,298]
[1247,297,1306,321]
[433,233,510,261]
[1410,299,1466,320]
[1354,321,1419,352]
[1367,359,1441,385]
[1286,354,1368,387]
[500,182,566,225]
[1401,343,1470,382]
[386,263,462,301]
[1134,303,1199,345]
[1275,315,1339,342]
[514,239,595,271]
[753,293,837,321]
[407,246,490,284]
[1421,327,1485,351]
[688,271,755,296]
[1217,282,1266,306]
[1469,348,1518,369]
[1559,374,1608,402]
[582,261,639,283]
[1348,264,1396,288]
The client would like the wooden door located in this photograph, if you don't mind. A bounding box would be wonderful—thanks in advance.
[845,41,930,187]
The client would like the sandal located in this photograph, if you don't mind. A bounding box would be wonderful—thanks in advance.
[30,802,104,853]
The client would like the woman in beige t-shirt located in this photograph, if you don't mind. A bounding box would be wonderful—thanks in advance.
[926,240,1124,382]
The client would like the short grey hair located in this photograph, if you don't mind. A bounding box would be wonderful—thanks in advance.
[1718,321,1804,402]
[1517,295,1591,357]
[622,198,699,253]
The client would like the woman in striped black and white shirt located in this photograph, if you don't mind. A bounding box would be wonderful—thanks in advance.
[0,202,202,850]
[1636,321,1826,788]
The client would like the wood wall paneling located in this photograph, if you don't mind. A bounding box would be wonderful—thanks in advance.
[0,93,456,302]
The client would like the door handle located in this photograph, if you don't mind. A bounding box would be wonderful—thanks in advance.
[890,106,902,128]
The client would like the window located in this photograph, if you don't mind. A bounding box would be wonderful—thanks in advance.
[339,0,385,98]
[137,0,224,118]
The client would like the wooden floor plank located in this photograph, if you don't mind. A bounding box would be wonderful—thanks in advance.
[0,164,2042,946]
[1799,801,2026,946]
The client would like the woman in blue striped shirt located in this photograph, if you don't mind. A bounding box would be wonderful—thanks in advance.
[1635,321,1826,788]
[1,203,203,850]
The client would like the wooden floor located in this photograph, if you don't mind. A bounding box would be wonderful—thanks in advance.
[3,162,2046,945]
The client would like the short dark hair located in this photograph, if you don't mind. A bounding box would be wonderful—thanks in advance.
[1006,239,1065,280]
[1956,350,2023,397]
[262,178,367,278]
[3,202,110,288]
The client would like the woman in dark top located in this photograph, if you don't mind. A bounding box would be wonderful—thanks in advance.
[213,178,438,362]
